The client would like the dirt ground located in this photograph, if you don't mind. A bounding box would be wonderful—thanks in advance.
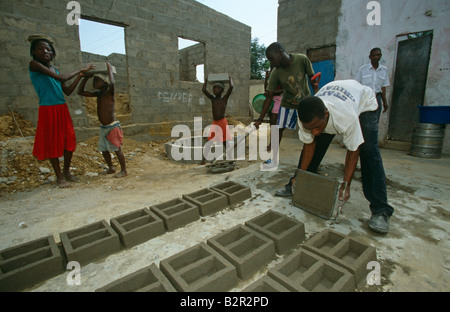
[0,122,449,292]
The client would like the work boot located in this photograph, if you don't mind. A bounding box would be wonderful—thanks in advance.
[369,213,390,234]
[275,183,293,197]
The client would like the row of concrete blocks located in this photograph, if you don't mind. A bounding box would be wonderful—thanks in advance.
[96,210,307,291]
[96,216,377,292]
[243,229,377,292]
[0,181,252,292]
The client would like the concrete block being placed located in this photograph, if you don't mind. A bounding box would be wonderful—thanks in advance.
[242,276,291,292]
[207,225,276,280]
[160,243,238,292]
[292,169,340,219]
[150,198,200,232]
[96,263,176,292]
[110,208,166,249]
[211,181,252,205]
[183,188,228,216]
[245,210,305,255]
[60,220,121,266]
[268,248,355,292]
[303,229,377,288]
[0,236,64,292]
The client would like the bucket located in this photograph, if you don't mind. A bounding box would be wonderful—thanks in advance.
[252,94,273,114]
[410,123,445,159]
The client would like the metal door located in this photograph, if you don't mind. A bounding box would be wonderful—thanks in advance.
[388,33,433,141]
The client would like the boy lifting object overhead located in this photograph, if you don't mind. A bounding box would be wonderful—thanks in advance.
[77,62,127,178]
[200,74,234,165]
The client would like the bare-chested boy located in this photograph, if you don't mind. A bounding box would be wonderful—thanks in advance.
[77,62,127,178]
[200,74,234,165]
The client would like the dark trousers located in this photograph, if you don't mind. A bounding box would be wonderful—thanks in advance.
[291,110,394,217]
[376,93,383,121]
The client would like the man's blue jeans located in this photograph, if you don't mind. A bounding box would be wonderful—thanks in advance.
[359,110,394,217]
[292,110,394,217]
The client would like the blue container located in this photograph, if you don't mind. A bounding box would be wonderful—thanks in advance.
[418,106,450,124]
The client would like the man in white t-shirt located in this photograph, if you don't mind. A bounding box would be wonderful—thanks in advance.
[355,48,390,121]
[276,80,394,234]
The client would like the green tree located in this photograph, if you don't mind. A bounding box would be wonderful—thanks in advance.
[251,38,270,80]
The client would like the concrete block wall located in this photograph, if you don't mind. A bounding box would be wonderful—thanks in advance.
[81,52,128,93]
[179,43,205,83]
[0,0,251,137]
[277,0,342,54]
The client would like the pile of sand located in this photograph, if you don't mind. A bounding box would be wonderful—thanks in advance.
[0,111,36,142]
[0,135,168,196]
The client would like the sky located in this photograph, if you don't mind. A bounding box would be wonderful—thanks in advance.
[79,0,278,56]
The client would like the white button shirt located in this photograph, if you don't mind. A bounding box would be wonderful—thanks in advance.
[355,64,390,94]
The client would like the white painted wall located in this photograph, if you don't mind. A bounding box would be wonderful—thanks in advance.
[335,0,450,153]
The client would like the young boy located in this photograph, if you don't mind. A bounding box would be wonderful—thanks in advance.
[200,75,234,165]
[77,62,127,178]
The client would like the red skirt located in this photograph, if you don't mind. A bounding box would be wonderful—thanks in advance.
[33,103,76,161]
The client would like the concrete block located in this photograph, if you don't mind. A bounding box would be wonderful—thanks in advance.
[303,229,377,288]
[207,225,276,280]
[0,236,64,292]
[292,169,340,219]
[96,263,176,292]
[208,73,229,83]
[150,198,200,232]
[268,248,355,292]
[242,276,291,292]
[245,211,305,255]
[211,181,252,205]
[182,188,228,216]
[110,208,166,249]
[85,62,117,75]
[159,243,238,292]
[60,220,121,266]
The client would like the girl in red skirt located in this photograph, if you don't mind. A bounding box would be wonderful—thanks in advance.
[28,34,94,188]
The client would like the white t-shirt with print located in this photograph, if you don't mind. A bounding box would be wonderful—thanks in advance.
[298,80,378,151]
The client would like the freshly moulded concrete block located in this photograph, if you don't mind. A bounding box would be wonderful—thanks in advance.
[303,229,377,288]
[245,210,305,255]
[60,220,121,266]
[182,188,228,216]
[207,225,276,280]
[292,169,340,219]
[95,263,176,292]
[159,242,238,292]
[211,181,252,205]
[0,236,64,292]
[242,276,291,292]
[208,73,229,83]
[110,208,166,248]
[150,198,200,232]
[268,248,355,292]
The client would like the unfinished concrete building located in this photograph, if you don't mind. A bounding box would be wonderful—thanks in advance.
[0,0,251,140]
[278,0,450,154]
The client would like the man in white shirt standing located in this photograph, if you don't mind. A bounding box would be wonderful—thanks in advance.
[355,48,390,121]
[277,80,394,234]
